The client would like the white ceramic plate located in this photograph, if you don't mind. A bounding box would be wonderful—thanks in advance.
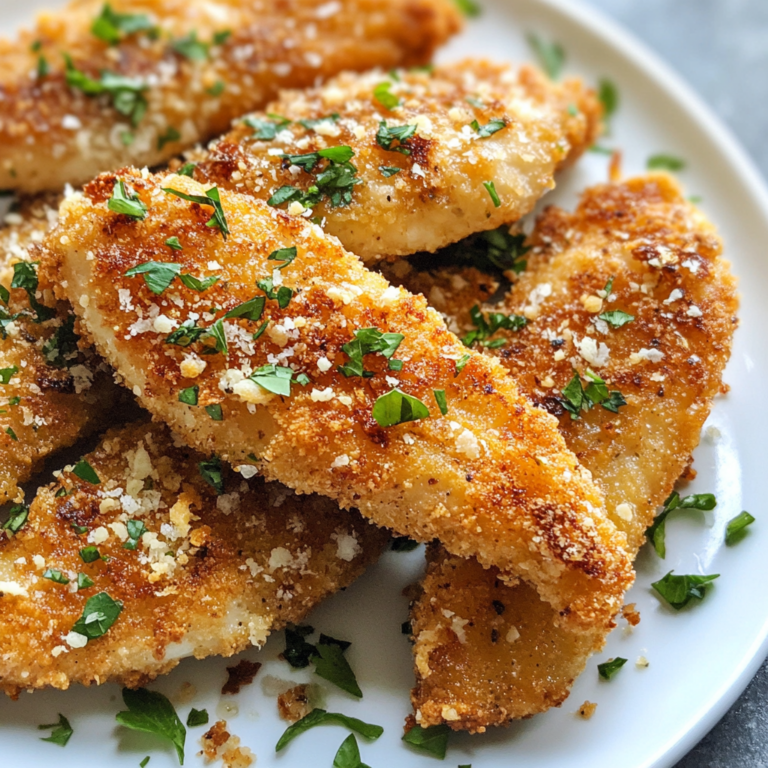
[1,0,767,766]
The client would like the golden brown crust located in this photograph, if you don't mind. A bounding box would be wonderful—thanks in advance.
[190,60,601,262]
[402,175,739,730]
[45,168,632,632]
[0,195,122,504]
[0,0,462,192]
[0,420,388,696]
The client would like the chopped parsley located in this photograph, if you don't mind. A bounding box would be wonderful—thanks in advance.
[299,114,340,131]
[378,166,402,177]
[452,0,481,16]
[157,126,181,150]
[598,79,619,132]
[483,180,501,207]
[108,179,148,220]
[373,81,400,110]
[212,30,231,45]
[11,261,56,321]
[651,571,719,610]
[725,511,755,545]
[5,426,17,441]
[165,321,207,347]
[161,186,229,239]
[283,625,317,668]
[0,365,18,384]
[79,546,101,564]
[124,262,181,294]
[43,568,69,584]
[646,491,716,558]
[206,80,225,97]
[64,56,148,125]
[375,121,416,155]
[178,273,219,291]
[332,734,367,768]
[165,236,182,250]
[77,573,94,590]
[2,504,29,534]
[177,162,197,178]
[647,154,686,171]
[372,388,429,428]
[558,369,627,420]
[312,641,362,698]
[72,459,101,485]
[471,118,506,138]
[338,327,404,378]
[39,714,73,746]
[526,33,565,80]
[178,385,199,405]
[275,709,383,752]
[186,708,209,727]
[248,364,309,397]
[116,687,186,765]
[43,314,79,368]
[205,403,223,421]
[455,353,470,376]
[402,724,450,759]
[267,246,297,270]
[198,455,224,494]
[461,304,527,348]
[223,297,267,322]
[171,31,209,60]
[71,591,123,640]
[599,309,634,328]
[91,4,155,45]
[37,55,49,79]
[597,657,627,680]
[242,115,291,140]
[122,520,146,552]
[433,389,448,416]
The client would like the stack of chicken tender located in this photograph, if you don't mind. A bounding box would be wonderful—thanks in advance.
[0,0,737,739]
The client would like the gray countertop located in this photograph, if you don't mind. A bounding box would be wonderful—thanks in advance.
[581,2,768,765]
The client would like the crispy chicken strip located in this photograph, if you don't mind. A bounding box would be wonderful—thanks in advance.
[395,174,739,730]
[0,195,121,504]
[191,60,601,262]
[0,0,461,193]
[45,169,633,632]
[0,420,388,696]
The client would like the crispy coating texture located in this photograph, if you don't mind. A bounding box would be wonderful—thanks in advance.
[0,420,387,696]
[45,169,633,632]
[0,0,461,193]
[0,196,120,504]
[191,60,601,262]
[400,175,739,730]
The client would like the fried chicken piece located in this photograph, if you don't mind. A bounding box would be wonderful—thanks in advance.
[45,169,633,633]
[398,174,738,730]
[0,195,120,504]
[191,60,601,262]
[0,0,461,193]
[0,420,388,696]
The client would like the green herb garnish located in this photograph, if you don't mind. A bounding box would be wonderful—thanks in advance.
[599,309,634,328]
[248,364,309,397]
[378,166,402,177]
[2,503,29,534]
[402,724,450,759]
[597,657,627,680]
[471,118,506,138]
[186,708,209,727]
[276,709,383,752]
[72,459,100,485]
[43,568,70,584]
[108,179,148,220]
[0,365,18,384]
[527,33,565,80]
[39,714,73,746]
[157,126,181,150]
[646,491,716,558]
[598,79,619,132]
[483,180,501,207]
[91,4,155,45]
[647,154,686,171]
[372,388,429,428]
[651,571,719,610]
[43,314,79,368]
[116,688,186,765]
[433,389,448,416]
[205,403,223,421]
[161,186,229,239]
[725,511,755,546]
[267,246,298,270]
[558,369,627,420]
[461,304,527,348]
[124,260,181,294]
[79,546,101,563]
[242,115,291,140]
[198,456,224,495]
[71,591,123,640]
[373,81,400,110]
[375,121,417,155]
[172,31,209,61]
[11,261,55,321]
[77,573,94,590]
[338,327,404,378]
[332,734,369,768]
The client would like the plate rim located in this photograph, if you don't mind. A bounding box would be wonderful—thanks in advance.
[530,0,768,764]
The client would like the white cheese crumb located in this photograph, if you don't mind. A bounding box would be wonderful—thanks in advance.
[664,288,684,305]
[237,465,259,479]
[310,387,335,402]
[64,631,88,649]
[455,429,481,459]
[629,348,665,364]
[615,503,634,521]
[0,581,28,597]
[687,305,703,318]
[180,354,206,379]
[88,526,109,545]
[575,336,610,367]
[506,626,520,643]
[317,356,332,373]
[233,379,275,405]
[334,531,362,561]
[32,554,46,570]
[331,454,350,468]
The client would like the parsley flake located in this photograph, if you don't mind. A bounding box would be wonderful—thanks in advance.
[725,511,755,545]
[77,573,94,590]
[558,369,627,420]
[471,118,506,138]
[0,365,18,384]
[5,426,17,441]
[205,403,223,421]
[224,296,266,322]
[376,121,417,154]
[248,364,308,397]
[461,304,527,348]
[162,186,229,239]
[243,115,291,140]
[372,388,429,428]
[39,713,73,747]
[43,314,79,368]
[43,568,70,584]
[646,491,716,558]
[165,236,182,250]
[599,309,634,328]
[333,734,369,768]
[186,708,209,727]
[72,459,100,485]
[597,657,627,680]
[108,179,148,220]
[402,724,450,759]
[178,273,220,292]
[157,126,181,150]
[179,386,198,406]
[11,261,55,321]
[378,166,402,177]
[526,33,565,80]
[2,504,29,534]
[267,246,298,270]
[647,154,686,171]
[172,31,209,60]
[276,709,383,752]
[373,81,400,110]
[338,327,404,378]
[283,625,316,668]
[598,79,619,132]
[79,546,101,564]
[71,591,123,640]
[452,0,481,16]
[91,4,155,45]
[311,640,362,698]
[455,353,471,376]
[124,259,183,299]
[483,180,501,207]
[116,687,186,765]
[433,389,448,415]
[198,456,224,494]
[652,571,719,610]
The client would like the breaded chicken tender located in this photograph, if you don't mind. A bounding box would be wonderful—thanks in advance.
[398,175,738,730]
[0,195,120,504]
[0,420,388,696]
[0,0,461,193]
[191,60,601,262]
[45,169,633,633]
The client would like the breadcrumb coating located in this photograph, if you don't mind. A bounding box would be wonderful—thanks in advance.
[0,195,120,504]
[190,60,601,262]
[45,169,632,632]
[400,175,738,730]
[0,420,387,696]
[0,0,462,193]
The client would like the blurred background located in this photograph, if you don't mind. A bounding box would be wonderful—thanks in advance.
[583,3,768,766]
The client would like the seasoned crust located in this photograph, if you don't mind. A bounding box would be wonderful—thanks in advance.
[44,168,633,632]
[190,60,602,262]
[401,174,739,730]
[0,195,122,504]
[0,420,388,696]
[0,0,462,193]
